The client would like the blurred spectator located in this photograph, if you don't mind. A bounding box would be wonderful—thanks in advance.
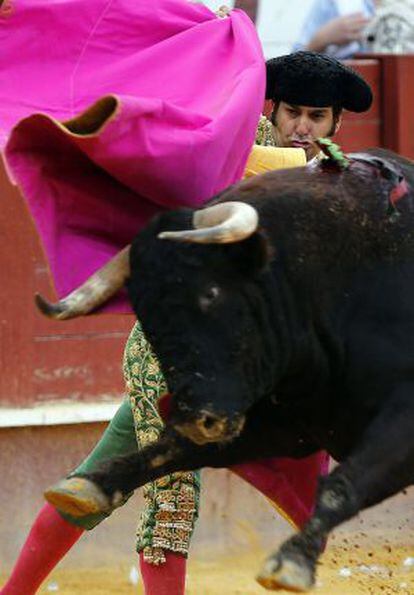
[293,0,375,59]
[365,0,414,53]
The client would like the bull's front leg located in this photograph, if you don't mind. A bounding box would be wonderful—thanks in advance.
[45,399,312,518]
[45,430,270,517]
[257,384,414,592]
[45,429,205,517]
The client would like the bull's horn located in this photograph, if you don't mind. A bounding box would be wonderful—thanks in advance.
[158,201,259,244]
[35,246,131,320]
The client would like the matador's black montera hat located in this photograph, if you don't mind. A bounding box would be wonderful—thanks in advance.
[266,51,373,113]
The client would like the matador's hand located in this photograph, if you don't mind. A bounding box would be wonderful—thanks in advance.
[215,5,231,18]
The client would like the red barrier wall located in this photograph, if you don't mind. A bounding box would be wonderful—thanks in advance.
[337,55,414,160]
[0,160,133,408]
[380,55,414,159]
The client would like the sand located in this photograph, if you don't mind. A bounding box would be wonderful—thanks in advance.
[3,542,413,594]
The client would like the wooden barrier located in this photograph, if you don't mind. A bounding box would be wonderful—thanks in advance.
[337,55,414,160]
[0,160,133,411]
[379,55,414,160]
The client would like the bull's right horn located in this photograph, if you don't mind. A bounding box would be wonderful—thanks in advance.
[35,245,131,320]
[158,201,259,244]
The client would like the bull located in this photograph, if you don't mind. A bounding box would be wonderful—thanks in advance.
[36,147,414,592]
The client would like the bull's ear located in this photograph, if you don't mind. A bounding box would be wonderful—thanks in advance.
[228,231,273,276]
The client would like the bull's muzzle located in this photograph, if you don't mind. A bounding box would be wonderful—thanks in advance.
[174,411,245,445]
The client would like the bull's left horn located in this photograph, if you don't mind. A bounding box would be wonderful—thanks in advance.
[158,201,259,244]
[35,246,131,320]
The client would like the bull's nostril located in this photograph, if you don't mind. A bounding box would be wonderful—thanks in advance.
[203,414,218,430]
[175,413,244,444]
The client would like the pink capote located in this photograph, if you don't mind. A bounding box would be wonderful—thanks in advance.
[1,0,264,311]
[1,0,329,531]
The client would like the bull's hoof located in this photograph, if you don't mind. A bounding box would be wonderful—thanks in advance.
[256,554,314,592]
[44,477,111,517]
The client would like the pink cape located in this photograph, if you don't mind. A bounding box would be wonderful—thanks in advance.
[1,0,264,312]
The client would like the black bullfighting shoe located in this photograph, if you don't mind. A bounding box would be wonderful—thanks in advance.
[44,477,113,517]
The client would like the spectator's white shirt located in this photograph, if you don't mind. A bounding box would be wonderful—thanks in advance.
[293,0,375,59]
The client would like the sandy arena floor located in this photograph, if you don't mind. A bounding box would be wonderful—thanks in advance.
[3,543,413,594]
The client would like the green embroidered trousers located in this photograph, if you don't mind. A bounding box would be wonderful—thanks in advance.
[58,322,200,564]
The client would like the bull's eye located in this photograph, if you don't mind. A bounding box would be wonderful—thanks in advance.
[199,285,221,311]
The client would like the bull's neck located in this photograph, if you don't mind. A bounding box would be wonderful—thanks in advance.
[262,258,338,402]
[254,195,350,397]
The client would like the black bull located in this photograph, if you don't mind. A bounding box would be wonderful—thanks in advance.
[38,148,414,591]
